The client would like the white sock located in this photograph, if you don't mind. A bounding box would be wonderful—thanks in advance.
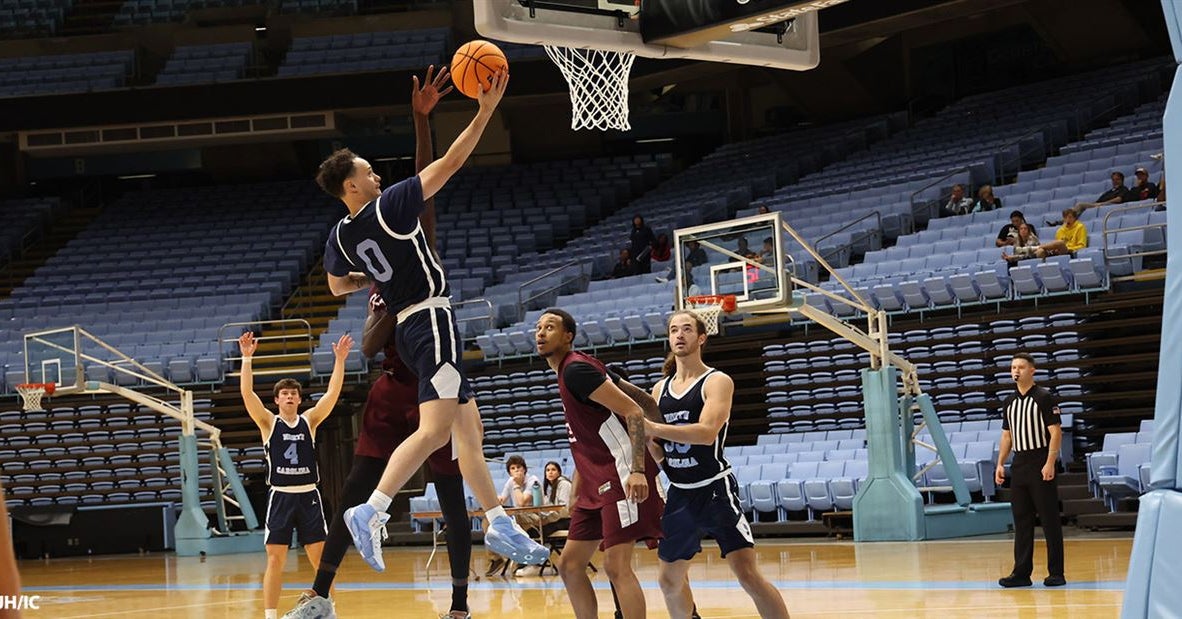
[265,610,277,619]
[486,505,507,522]
[367,490,392,513]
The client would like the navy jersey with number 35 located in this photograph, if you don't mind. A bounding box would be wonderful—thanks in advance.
[323,176,449,315]
[266,414,319,487]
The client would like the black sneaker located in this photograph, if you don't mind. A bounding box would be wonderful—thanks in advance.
[692,607,702,619]
[999,574,1033,588]
[1044,575,1067,587]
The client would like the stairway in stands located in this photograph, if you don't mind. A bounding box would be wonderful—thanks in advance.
[0,206,103,299]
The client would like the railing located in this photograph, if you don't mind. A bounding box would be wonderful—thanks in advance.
[281,260,326,316]
[814,210,882,264]
[1101,201,1168,267]
[1076,98,1126,140]
[993,128,1046,184]
[453,298,495,340]
[908,166,973,225]
[517,260,591,318]
[217,318,313,377]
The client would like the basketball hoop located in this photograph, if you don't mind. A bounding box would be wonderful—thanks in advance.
[544,45,635,131]
[684,295,738,336]
[16,382,55,413]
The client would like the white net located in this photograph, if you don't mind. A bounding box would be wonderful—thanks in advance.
[685,302,724,335]
[16,384,47,412]
[544,45,635,131]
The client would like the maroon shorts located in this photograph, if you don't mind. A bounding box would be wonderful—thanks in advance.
[354,373,460,476]
[568,493,664,551]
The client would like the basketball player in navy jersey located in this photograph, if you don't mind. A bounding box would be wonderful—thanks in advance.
[646,310,789,619]
[315,69,548,572]
[285,67,474,619]
[238,331,353,619]
[534,308,664,619]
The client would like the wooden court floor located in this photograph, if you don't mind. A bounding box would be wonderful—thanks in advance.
[17,534,1131,618]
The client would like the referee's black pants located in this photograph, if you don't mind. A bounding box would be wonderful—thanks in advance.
[1009,448,1064,578]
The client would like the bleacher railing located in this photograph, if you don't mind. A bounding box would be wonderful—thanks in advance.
[815,210,881,265]
[1101,200,1168,276]
[454,298,495,341]
[994,128,1047,184]
[516,259,591,318]
[217,318,313,377]
[909,165,974,225]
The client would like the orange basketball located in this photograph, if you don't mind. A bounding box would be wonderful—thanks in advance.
[450,40,508,99]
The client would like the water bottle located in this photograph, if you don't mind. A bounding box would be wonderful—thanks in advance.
[531,480,543,506]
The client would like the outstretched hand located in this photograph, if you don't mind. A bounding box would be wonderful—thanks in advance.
[477,69,509,114]
[332,333,355,362]
[412,65,453,117]
[238,332,258,359]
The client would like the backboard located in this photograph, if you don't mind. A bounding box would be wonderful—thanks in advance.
[673,211,791,314]
[474,0,829,71]
[24,326,83,393]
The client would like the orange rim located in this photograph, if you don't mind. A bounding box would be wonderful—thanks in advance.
[16,382,55,396]
[685,294,738,313]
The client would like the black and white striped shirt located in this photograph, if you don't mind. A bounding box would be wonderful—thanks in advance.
[1001,385,1061,452]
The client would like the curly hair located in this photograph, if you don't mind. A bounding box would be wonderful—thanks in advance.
[315,148,358,198]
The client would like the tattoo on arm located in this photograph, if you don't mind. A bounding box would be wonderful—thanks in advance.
[618,381,663,423]
[627,412,646,473]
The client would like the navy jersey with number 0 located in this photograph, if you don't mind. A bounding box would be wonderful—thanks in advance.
[266,414,319,487]
[658,369,731,488]
[323,176,449,315]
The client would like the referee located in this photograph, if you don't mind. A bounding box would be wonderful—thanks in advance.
[995,352,1066,588]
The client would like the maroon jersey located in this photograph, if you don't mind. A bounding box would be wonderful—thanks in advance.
[557,351,660,510]
[368,285,414,379]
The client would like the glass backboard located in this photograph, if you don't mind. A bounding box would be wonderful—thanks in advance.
[24,326,82,392]
[673,211,792,314]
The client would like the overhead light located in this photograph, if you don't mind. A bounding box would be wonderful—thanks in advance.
[117,173,156,180]
[255,26,266,32]
[636,138,675,144]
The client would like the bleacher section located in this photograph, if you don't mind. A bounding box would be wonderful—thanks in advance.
[155,42,252,86]
[0,50,134,98]
[278,28,448,77]
[0,0,72,35]
[0,197,65,266]
[0,181,340,393]
[114,0,271,25]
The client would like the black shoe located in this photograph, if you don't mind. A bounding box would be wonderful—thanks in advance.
[1044,575,1067,587]
[484,558,505,577]
[692,606,703,619]
[1045,219,1062,227]
[614,612,623,619]
[999,574,1033,588]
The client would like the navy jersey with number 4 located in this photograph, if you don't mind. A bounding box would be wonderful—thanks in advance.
[266,414,319,487]
[323,176,449,315]
[658,369,732,488]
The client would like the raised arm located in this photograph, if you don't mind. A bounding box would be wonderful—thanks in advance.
[327,272,372,297]
[645,374,734,445]
[587,379,650,503]
[418,71,508,200]
[237,332,274,436]
[411,65,451,251]
[305,333,355,431]
[362,289,396,359]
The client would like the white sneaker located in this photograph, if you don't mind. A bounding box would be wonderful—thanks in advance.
[344,503,390,572]
[281,591,335,619]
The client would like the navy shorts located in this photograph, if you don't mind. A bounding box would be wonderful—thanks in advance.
[395,306,475,405]
[265,488,328,546]
[658,474,755,563]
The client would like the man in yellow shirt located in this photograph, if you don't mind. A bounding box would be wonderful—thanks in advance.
[1036,209,1087,258]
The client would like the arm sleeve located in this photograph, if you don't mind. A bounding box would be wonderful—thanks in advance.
[556,479,572,506]
[323,224,355,277]
[376,176,425,235]
[1069,224,1088,251]
[1039,391,1062,427]
[1000,396,1011,431]
[499,478,515,505]
[561,362,614,404]
[997,225,1010,241]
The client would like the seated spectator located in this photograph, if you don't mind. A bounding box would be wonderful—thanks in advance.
[1002,223,1040,264]
[1061,171,1129,221]
[612,248,638,278]
[996,211,1035,248]
[487,455,542,575]
[539,461,572,538]
[685,271,702,297]
[758,237,775,264]
[973,185,1002,213]
[1035,209,1087,258]
[1128,166,1160,202]
[685,240,707,269]
[630,215,655,274]
[737,236,753,258]
[941,184,974,217]
[757,205,771,215]
[651,233,672,262]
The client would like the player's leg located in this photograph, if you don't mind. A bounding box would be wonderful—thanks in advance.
[263,490,295,618]
[433,471,473,617]
[303,541,325,573]
[602,542,645,619]
[305,456,385,599]
[557,538,602,619]
[725,548,789,619]
[657,559,694,618]
[263,544,289,618]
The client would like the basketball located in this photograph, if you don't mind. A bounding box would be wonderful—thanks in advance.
[450,39,508,99]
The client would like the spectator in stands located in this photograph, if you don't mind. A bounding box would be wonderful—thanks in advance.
[996,211,1034,248]
[685,272,702,297]
[612,248,638,279]
[941,183,974,217]
[630,215,656,274]
[685,240,707,269]
[757,205,771,215]
[1035,209,1087,258]
[540,461,572,537]
[995,352,1065,588]
[758,237,775,264]
[1002,223,1040,264]
[1058,171,1130,223]
[1128,166,1160,202]
[651,233,672,263]
[973,184,1002,213]
[0,482,22,619]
